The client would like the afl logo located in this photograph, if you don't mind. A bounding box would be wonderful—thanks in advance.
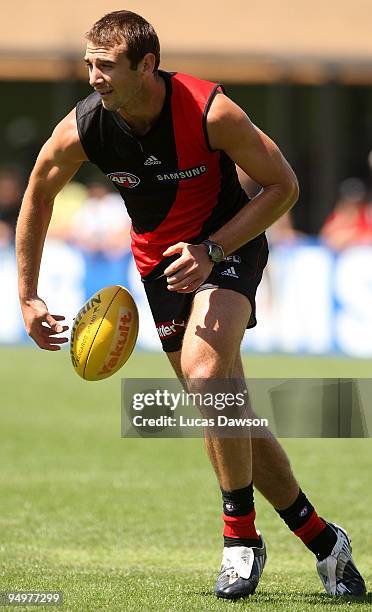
[107,172,140,188]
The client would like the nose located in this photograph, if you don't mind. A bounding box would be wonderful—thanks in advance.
[89,65,104,87]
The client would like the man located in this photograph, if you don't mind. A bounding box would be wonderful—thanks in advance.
[16,10,366,600]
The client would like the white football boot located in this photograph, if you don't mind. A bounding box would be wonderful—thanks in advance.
[215,533,266,599]
[316,523,366,596]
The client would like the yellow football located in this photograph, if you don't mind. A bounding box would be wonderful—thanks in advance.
[70,285,139,381]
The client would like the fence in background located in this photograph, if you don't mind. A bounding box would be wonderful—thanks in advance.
[2,240,372,357]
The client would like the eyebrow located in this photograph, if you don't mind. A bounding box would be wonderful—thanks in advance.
[84,58,116,65]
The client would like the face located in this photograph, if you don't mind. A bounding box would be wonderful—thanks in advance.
[84,42,143,112]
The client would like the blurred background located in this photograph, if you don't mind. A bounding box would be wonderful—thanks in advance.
[1,4,372,607]
[1,0,372,357]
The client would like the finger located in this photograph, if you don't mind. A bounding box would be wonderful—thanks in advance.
[40,332,69,344]
[166,270,196,287]
[166,264,195,284]
[163,242,185,257]
[175,282,203,294]
[32,328,67,346]
[33,322,68,343]
[43,325,69,336]
[44,313,64,333]
[50,315,66,322]
[46,336,69,344]
[164,259,190,277]
[41,344,62,351]
[34,338,62,351]
[167,273,200,291]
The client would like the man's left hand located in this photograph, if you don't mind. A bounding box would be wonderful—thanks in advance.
[163,242,213,293]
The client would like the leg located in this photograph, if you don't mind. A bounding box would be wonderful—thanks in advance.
[166,295,366,598]
[231,355,365,597]
[167,288,266,599]
[232,354,299,509]
[168,348,299,507]
[179,287,253,491]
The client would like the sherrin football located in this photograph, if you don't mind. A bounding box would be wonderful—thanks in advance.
[70,285,139,381]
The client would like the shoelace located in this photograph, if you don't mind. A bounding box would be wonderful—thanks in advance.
[223,549,255,580]
[226,567,239,579]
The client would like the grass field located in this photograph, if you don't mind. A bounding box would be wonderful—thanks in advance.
[0,347,371,611]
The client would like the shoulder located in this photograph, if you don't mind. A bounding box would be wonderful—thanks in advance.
[28,108,86,195]
[171,72,221,105]
[172,72,216,89]
[206,93,258,151]
[207,94,251,133]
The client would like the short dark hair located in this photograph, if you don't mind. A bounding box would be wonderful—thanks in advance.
[86,10,160,71]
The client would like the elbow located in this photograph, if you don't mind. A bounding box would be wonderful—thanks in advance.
[292,176,300,206]
[284,175,300,211]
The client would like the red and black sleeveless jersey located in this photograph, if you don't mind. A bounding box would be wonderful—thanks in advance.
[76,71,250,277]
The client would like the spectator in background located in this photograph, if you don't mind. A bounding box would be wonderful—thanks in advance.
[70,181,131,258]
[48,181,88,242]
[0,168,23,247]
[320,177,372,250]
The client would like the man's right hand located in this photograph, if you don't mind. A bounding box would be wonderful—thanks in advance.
[15,108,85,352]
[20,296,69,351]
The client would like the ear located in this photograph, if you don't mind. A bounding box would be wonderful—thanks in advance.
[141,52,156,74]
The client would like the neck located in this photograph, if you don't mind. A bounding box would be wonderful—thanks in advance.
[118,72,165,135]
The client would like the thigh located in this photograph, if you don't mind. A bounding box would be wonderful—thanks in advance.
[181,288,252,376]
[143,274,192,352]
[197,234,269,329]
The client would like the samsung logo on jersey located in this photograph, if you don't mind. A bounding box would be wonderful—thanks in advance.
[107,172,140,188]
[156,165,207,182]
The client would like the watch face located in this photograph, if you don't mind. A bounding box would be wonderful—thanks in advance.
[210,244,224,263]
[202,240,225,263]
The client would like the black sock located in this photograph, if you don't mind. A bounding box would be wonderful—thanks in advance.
[276,490,337,560]
[276,489,315,531]
[222,483,259,548]
[306,524,338,560]
[222,483,255,516]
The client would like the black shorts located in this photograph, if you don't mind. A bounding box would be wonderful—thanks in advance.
[142,234,269,352]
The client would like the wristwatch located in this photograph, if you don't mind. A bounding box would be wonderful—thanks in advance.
[201,239,225,264]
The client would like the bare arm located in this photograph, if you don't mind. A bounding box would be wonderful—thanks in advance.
[164,94,299,292]
[235,166,262,198]
[206,94,299,254]
[16,109,87,349]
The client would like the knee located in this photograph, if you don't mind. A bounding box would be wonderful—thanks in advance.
[180,355,233,385]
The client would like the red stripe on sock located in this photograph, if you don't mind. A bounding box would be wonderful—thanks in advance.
[223,509,259,539]
[294,510,326,545]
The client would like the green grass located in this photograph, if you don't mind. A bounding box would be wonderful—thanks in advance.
[0,348,371,611]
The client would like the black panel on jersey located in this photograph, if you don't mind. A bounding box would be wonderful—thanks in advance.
[76,72,179,234]
[202,83,225,152]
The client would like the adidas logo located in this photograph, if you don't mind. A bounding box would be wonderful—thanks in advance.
[144,155,161,165]
[221,266,239,278]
